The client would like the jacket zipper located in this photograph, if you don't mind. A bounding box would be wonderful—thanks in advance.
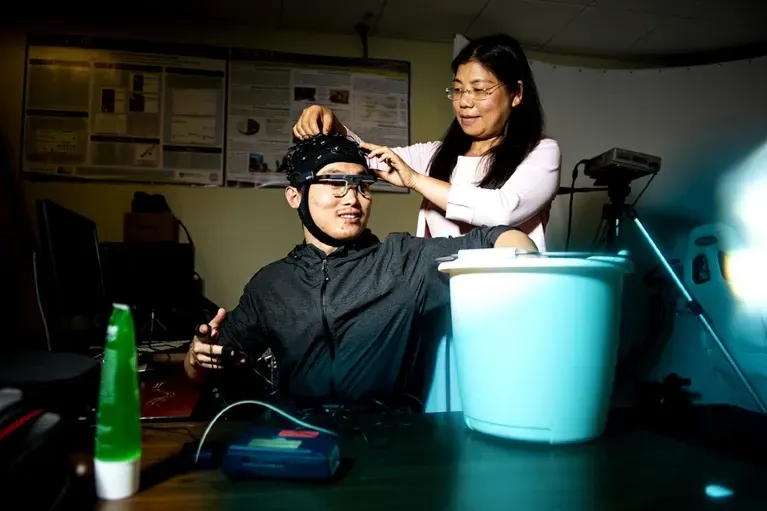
[320,258,335,395]
[320,258,334,357]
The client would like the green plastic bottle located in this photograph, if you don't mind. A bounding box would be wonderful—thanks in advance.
[94,303,142,500]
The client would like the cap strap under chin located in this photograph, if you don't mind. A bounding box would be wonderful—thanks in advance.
[297,184,347,247]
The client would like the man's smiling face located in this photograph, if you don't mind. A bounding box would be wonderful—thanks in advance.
[286,161,373,246]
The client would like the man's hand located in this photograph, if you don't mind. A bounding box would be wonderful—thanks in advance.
[361,142,418,189]
[185,308,226,381]
[494,229,538,252]
[293,105,346,139]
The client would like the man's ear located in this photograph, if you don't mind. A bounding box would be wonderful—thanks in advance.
[285,186,302,210]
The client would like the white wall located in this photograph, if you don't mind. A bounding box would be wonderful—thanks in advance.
[537,56,767,251]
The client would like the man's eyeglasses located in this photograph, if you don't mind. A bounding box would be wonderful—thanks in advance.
[315,174,377,198]
[446,83,503,101]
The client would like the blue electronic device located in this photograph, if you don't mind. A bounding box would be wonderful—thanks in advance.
[221,427,340,481]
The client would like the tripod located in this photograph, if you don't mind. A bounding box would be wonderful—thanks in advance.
[593,181,766,413]
[593,180,632,252]
[139,308,170,345]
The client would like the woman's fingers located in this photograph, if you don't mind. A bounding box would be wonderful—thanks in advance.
[300,109,322,136]
[367,146,397,162]
[372,169,396,181]
[292,106,323,139]
[360,142,381,151]
[321,109,335,134]
[299,119,315,136]
[366,147,387,159]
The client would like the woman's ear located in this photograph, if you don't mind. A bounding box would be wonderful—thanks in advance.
[512,80,523,108]
[285,186,302,210]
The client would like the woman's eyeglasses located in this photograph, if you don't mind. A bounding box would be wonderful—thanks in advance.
[316,175,377,198]
[446,83,504,101]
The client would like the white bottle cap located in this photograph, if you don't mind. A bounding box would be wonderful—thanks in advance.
[94,458,141,500]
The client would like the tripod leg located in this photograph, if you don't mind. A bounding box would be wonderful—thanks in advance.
[149,311,156,344]
[592,219,607,250]
[597,203,622,252]
[629,212,766,413]
[154,317,169,332]
[606,213,623,252]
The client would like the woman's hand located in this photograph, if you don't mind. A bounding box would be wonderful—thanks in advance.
[361,142,418,189]
[293,105,346,139]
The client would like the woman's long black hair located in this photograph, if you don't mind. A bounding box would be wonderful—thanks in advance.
[428,34,545,189]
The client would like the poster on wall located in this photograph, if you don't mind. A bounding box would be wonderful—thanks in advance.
[225,48,411,193]
[21,36,227,186]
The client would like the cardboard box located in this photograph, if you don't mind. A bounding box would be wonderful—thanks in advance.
[124,212,178,242]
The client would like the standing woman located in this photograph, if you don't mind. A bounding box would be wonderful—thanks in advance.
[293,33,561,250]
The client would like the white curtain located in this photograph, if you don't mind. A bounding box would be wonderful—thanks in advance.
[453,34,470,60]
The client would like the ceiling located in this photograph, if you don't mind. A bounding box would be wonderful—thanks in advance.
[14,0,767,63]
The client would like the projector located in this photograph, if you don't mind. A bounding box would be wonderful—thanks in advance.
[584,148,661,186]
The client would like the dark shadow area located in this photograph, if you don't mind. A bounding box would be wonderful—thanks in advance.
[610,393,767,470]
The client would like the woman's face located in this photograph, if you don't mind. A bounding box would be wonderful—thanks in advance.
[451,60,521,140]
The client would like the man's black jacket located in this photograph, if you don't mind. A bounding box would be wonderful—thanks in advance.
[220,225,513,403]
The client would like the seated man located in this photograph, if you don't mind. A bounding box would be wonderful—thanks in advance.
[185,133,536,406]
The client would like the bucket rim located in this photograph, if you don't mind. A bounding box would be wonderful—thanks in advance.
[437,249,634,273]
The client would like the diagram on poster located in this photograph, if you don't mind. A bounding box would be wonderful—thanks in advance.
[225,49,410,192]
[22,36,227,185]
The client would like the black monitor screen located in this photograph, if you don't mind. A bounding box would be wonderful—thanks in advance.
[36,200,107,350]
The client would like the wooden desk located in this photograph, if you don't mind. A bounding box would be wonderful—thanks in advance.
[78,412,765,511]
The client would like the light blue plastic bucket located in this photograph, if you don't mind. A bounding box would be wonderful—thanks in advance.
[438,249,633,444]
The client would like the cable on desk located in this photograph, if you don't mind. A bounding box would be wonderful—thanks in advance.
[48,465,71,511]
[194,400,338,463]
[298,407,369,444]
[293,401,414,449]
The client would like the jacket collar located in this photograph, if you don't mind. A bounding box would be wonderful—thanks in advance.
[288,229,380,262]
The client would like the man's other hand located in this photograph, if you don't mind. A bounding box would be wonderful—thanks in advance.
[187,308,226,372]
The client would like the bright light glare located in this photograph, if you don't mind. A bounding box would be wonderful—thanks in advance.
[705,484,734,499]
[719,141,767,314]
[734,181,767,245]
[727,249,767,312]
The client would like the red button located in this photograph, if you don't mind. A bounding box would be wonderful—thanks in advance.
[278,429,319,438]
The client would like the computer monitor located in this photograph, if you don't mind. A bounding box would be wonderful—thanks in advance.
[35,199,108,353]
